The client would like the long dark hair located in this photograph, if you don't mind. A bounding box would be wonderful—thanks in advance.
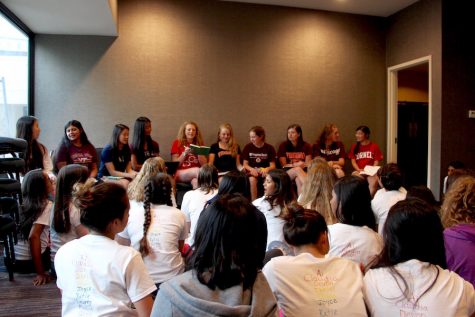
[61,120,91,147]
[19,169,50,240]
[109,123,130,159]
[189,194,267,290]
[131,116,152,154]
[16,116,45,172]
[110,123,129,150]
[198,164,218,194]
[74,182,128,234]
[333,176,376,230]
[265,169,296,216]
[353,125,371,155]
[52,164,89,233]
[284,124,304,150]
[375,198,446,303]
[217,170,251,199]
[140,173,173,256]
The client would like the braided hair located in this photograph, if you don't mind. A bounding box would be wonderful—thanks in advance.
[139,173,173,256]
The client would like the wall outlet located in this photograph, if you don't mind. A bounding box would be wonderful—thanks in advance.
[469,110,475,118]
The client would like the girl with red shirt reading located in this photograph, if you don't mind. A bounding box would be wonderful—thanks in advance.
[171,121,207,189]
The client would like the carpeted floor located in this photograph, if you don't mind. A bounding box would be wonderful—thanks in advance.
[0,252,62,316]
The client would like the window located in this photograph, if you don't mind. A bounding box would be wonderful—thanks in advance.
[0,6,32,137]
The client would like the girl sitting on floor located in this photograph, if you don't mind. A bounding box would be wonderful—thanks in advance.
[328,176,383,271]
[363,198,475,316]
[15,169,54,285]
[298,157,337,225]
[55,182,156,317]
[127,156,176,209]
[117,173,187,292]
[151,194,277,317]
[49,164,89,273]
[263,204,367,316]
[441,175,475,287]
[180,164,218,247]
[253,169,296,253]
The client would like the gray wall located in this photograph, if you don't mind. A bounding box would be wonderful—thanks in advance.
[386,0,442,194]
[35,0,386,162]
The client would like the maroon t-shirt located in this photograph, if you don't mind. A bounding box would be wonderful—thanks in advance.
[55,142,98,173]
[277,141,312,164]
[241,143,276,168]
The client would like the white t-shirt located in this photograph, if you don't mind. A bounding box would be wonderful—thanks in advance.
[253,197,286,250]
[15,201,52,261]
[49,202,82,261]
[55,234,156,317]
[363,259,475,317]
[328,223,383,271]
[118,203,187,284]
[180,188,217,246]
[371,187,407,235]
[263,253,367,317]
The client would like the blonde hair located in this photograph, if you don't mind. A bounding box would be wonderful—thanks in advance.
[441,175,475,228]
[177,121,204,147]
[127,157,168,201]
[298,157,337,224]
[216,123,239,157]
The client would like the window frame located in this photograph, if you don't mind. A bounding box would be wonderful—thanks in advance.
[0,2,35,115]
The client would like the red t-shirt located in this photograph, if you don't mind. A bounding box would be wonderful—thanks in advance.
[171,139,200,170]
[348,142,383,169]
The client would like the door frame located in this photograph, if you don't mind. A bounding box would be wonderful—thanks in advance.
[387,55,432,187]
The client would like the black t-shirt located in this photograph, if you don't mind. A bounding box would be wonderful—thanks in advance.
[210,143,241,172]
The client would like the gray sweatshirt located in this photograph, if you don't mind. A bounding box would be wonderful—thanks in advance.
[151,270,278,317]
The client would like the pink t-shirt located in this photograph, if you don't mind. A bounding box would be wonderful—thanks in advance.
[170,139,200,170]
[348,142,383,169]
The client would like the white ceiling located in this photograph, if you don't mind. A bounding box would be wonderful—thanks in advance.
[1,0,419,36]
[1,0,118,36]
[224,0,419,17]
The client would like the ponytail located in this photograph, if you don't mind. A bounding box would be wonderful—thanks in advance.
[139,182,153,256]
[139,173,173,256]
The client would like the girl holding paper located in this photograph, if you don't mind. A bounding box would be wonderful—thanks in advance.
[348,125,382,196]
[348,125,382,172]
[171,121,207,189]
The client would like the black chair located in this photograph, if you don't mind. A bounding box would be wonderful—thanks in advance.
[0,214,16,281]
[0,137,26,224]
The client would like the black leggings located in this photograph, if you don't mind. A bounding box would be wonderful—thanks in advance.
[10,248,51,274]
